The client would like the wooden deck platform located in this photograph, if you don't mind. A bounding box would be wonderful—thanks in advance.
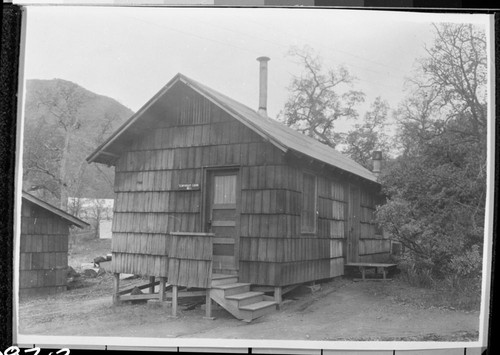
[344,262,397,281]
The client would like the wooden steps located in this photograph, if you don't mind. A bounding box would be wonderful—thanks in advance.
[239,301,277,322]
[214,282,251,296]
[226,291,264,306]
[210,274,277,322]
[211,274,238,286]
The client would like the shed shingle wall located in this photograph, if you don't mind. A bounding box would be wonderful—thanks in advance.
[20,201,69,297]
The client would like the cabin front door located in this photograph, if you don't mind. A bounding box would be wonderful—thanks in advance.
[347,184,361,263]
[206,169,239,274]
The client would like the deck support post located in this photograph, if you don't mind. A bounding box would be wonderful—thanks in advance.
[113,273,120,305]
[172,285,178,317]
[360,266,366,281]
[274,286,282,310]
[159,277,166,302]
[149,276,155,293]
[203,289,215,320]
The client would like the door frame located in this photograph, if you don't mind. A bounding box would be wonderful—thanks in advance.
[201,165,241,272]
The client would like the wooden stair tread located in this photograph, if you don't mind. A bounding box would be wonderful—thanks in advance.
[225,291,264,300]
[239,300,277,311]
[212,282,250,290]
[212,274,236,280]
[345,262,397,268]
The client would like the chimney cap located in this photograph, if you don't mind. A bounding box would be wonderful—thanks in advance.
[257,56,270,62]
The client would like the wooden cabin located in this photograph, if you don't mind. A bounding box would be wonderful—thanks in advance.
[19,191,89,297]
[87,68,390,320]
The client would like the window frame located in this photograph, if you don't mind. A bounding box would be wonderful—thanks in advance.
[301,171,318,234]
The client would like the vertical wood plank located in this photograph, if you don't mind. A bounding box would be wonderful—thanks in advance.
[159,276,166,302]
[113,273,120,305]
[149,276,155,293]
[274,286,282,310]
[204,290,213,319]
[172,285,178,317]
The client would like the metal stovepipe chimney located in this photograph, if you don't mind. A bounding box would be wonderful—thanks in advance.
[257,56,270,116]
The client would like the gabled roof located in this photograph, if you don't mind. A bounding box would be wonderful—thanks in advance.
[22,191,89,229]
[87,73,378,184]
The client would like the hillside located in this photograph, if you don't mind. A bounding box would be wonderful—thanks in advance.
[23,79,134,208]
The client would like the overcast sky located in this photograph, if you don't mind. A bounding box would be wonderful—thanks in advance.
[22,6,490,134]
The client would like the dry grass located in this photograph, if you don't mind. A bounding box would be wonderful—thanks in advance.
[361,274,481,312]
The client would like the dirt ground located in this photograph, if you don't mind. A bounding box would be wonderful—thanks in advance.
[18,273,480,341]
[17,236,480,341]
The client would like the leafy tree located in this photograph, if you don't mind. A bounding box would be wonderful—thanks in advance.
[416,23,487,145]
[376,23,487,296]
[342,97,391,169]
[279,46,365,148]
[397,23,487,159]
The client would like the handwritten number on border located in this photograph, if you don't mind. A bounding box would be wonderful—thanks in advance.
[4,347,20,355]
[0,348,68,355]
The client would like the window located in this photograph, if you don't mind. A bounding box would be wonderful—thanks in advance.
[301,173,317,233]
[213,174,237,205]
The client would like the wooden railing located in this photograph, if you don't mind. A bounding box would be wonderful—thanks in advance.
[112,232,215,318]
[167,232,214,289]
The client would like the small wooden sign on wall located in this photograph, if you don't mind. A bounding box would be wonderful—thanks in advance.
[178,183,200,191]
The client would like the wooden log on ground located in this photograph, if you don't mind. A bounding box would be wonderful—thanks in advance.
[117,280,161,296]
[120,294,160,301]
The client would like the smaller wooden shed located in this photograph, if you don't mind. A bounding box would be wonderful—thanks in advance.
[19,191,89,297]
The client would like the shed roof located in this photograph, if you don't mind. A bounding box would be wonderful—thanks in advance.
[87,73,378,184]
[22,191,89,229]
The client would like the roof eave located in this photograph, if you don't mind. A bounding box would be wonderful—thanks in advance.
[287,148,380,186]
[86,73,379,184]
[22,192,90,229]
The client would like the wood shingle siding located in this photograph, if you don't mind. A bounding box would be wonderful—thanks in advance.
[167,232,213,288]
[111,253,169,277]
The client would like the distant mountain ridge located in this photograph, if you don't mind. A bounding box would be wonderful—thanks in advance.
[25,78,134,126]
[23,78,134,208]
